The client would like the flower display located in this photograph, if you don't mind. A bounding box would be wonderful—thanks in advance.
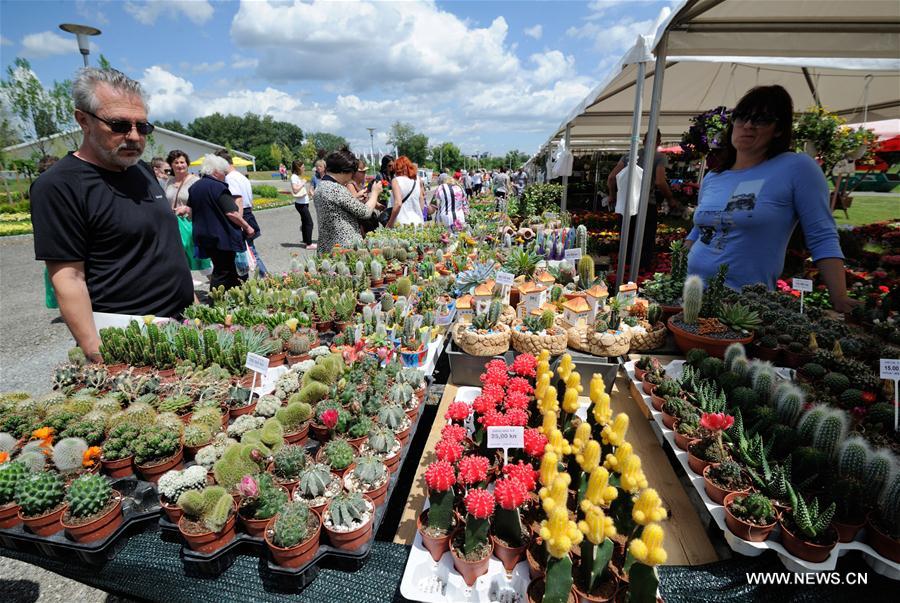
[699,412,734,432]
[464,488,495,519]
[82,446,102,468]
[238,475,259,498]
[472,394,497,415]
[503,408,529,427]
[503,461,537,491]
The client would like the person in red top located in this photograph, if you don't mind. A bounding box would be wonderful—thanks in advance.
[454,169,461,180]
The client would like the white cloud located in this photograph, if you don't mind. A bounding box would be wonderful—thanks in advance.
[76,0,109,25]
[232,57,258,70]
[180,61,225,74]
[20,31,98,59]
[0,36,12,47]
[567,14,661,52]
[124,0,214,25]
[524,24,542,39]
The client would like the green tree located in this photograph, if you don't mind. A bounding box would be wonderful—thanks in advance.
[388,121,429,165]
[308,131,348,154]
[0,58,73,157]
[297,139,317,166]
[156,119,187,134]
[97,54,113,70]
[270,142,283,166]
[430,142,462,171]
[186,113,303,158]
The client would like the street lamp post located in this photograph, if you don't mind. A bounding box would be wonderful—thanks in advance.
[59,23,101,68]
[366,128,376,175]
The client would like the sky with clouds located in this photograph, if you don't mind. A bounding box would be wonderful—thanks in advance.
[0,0,677,156]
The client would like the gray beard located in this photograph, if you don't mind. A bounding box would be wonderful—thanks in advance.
[96,142,144,170]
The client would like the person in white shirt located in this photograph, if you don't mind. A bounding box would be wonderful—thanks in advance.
[216,150,267,276]
[386,155,424,227]
[291,160,315,249]
[471,170,483,195]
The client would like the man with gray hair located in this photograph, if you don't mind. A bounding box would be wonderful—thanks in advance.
[31,67,193,362]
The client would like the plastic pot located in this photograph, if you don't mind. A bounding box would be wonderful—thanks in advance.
[137,448,184,484]
[866,514,900,562]
[702,464,750,505]
[61,492,123,543]
[18,503,67,536]
[323,496,374,552]
[101,455,134,479]
[686,441,713,476]
[0,502,21,529]
[264,511,321,568]
[178,501,238,553]
[283,423,309,446]
[417,509,452,562]
[450,534,492,587]
[779,520,837,563]
[527,577,576,603]
[723,492,775,542]
[668,315,753,358]
[491,533,528,572]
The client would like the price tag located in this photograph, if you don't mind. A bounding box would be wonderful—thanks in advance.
[792,278,813,292]
[487,426,524,464]
[564,248,582,262]
[496,271,515,287]
[881,359,900,380]
[245,352,270,375]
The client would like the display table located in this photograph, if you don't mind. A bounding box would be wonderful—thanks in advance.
[394,372,719,566]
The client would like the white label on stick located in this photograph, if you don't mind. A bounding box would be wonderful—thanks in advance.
[487,426,524,449]
[564,248,582,262]
[496,271,515,287]
[245,352,270,375]
[792,278,813,293]
[880,359,900,380]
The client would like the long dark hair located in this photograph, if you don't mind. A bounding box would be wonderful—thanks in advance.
[325,148,358,174]
[713,85,794,172]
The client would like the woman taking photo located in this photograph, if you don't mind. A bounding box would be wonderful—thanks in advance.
[686,85,856,312]
[291,160,315,250]
[165,150,211,272]
[314,149,383,254]
[386,155,424,227]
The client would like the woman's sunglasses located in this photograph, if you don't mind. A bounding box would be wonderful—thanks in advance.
[82,110,155,135]
[732,111,777,127]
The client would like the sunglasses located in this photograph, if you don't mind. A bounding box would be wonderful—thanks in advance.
[82,110,155,135]
[732,111,777,127]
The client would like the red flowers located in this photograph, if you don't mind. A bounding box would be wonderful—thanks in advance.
[494,477,528,510]
[472,394,497,415]
[878,285,890,294]
[700,412,734,432]
[435,439,464,463]
[481,363,509,388]
[321,409,339,429]
[511,354,537,377]
[504,408,529,427]
[480,383,506,405]
[425,461,456,492]
[446,401,470,422]
[861,391,877,405]
[457,455,490,486]
[464,488,495,519]
[523,428,548,457]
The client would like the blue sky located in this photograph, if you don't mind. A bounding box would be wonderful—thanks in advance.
[0,0,676,155]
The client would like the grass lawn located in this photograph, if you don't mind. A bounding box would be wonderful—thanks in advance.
[834,195,900,226]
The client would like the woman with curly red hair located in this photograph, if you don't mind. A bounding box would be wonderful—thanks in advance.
[386,155,424,227]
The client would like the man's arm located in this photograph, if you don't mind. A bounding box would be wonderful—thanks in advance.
[47,261,102,362]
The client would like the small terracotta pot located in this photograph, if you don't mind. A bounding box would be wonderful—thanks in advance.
[286,353,310,365]
[101,455,134,479]
[324,496,374,551]
[62,492,123,543]
[0,502,22,529]
[346,434,369,449]
[184,441,211,460]
[723,492,775,542]
[240,511,274,538]
[672,423,693,451]
[633,365,647,382]
[284,423,309,446]
[310,423,330,444]
[649,388,666,412]
[641,378,656,395]
[866,514,900,562]
[417,509,452,562]
[779,520,837,563]
[415,385,427,403]
[178,501,238,553]
[230,401,257,418]
[137,448,184,484]
[491,533,529,571]
[334,320,351,333]
[668,315,754,358]
[314,320,333,333]
[572,573,619,603]
[314,447,356,479]
[833,517,865,543]
[450,535,493,587]
[158,368,177,379]
[405,403,421,423]
[18,503,67,536]
[359,477,388,507]
[383,450,401,474]
[702,464,750,505]
[686,442,713,476]
[160,499,183,524]
[267,352,287,367]
[526,544,544,580]
[660,411,677,430]
[395,425,412,447]
[105,363,127,376]
[265,511,321,568]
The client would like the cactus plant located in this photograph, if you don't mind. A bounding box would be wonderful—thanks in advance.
[52,437,89,473]
[65,473,114,519]
[273,444,308,481]
[242,473,288,520]
[133,425,180,466]
[773,382,804,427]
[797,406,826,444]
[322,439,354,471]
[351,454,387,489]
[0,461,29,505]
[813,408,848,459]
[681,275,704,324]
[577,256,595,289]
[864,450,896,503]
[15,471,66,516]
[275,402,313,432]
[377,405,407,431]
[750,363,775,403]
[254,394,282,418]
[102,423,140,461]
[213,443,263,491]
[327,491,370,528]
[366,426,398,456]
[271,500,316,548]
[423,461,455,532]
[728,492,775,525]
[359,290,376,305]
[177,485,234,533]
[786,494,835,541]
[837,437,870,482]
[471,300,502,331]
[370,260,383,281]
[823,372,850,394]
[158,465,207,503]
[296,463,335,498]
[875,472,900,538]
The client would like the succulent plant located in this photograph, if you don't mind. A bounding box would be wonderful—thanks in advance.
[326,491,369,528]
[296,463,334,498]
[729,492,775,525]
[351,454,387,489]
[471,300,502,331]
[323,439,354,471]
[773,382,804,427]
[183,424,213,447]
[366,426,397,455]
[254,394,282,418]
[377,405,407,431]
[244,473,288,520]
[66,473,114,519]
[213,443,263,491]
[271,500,316,548]
[133,426,180,466]
[0,461,29,505]
[15,471,66,516]
[681,275,703,324]
[275,401,313,432]
[52,437,89,473]
[102,423,140,461]
[273,444,308,480]
[158,465,207,503]
[177,485,234,533]
[786,494,835,540]
[812,408,848,459]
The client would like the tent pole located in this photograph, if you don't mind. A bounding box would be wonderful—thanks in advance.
[630,34,669,282]
[561,125,571,213]
[801,68,821,106]
[615,59,646,290]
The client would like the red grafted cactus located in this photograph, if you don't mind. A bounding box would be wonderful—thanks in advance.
[465,488,496,519]
[477,409,507,429]
[503,461,537,491]
[507,377,534,396]
[481,383,506,405]
[481,365,509,388]
[472,394,498,415]
[435,438,464,463]
[494,477,528,510]
[504,390,531,411]
[457,455,490,486]
[424,460,456,492]
[445,401,470,422]
[504,408,529,427]
[512,354,537,377]
[523,428,548,458]
[440,423,468,443]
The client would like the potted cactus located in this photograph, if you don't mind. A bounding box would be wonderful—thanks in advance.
[780,494,838,562]
[0,461,28,528]
[450,487,495,587]
[723,492,776,542]
[566,299,632,358]
[237,473,289,537]
[316,438,357,478]
[177,485,238,553]
[285,331,313,365]
[15,471,67,536]
[60,473,123,543]
[454,300,511,357]
[632,355,658,382]
[650,377,680,412]
[100,423,140,478]
[511,310,567,356]
[629,303,667,352]
[323,491,375,551]
[361,426,401,474]
[399,315,428,368]
[417,461,457,562]
[867,470,899,562]
[157,465,208,523]
[343,454,389,506]
[687,412,733,475]
[133,425,183,484]
[387,382,419,422]
[491,476,530,571]
[378,404,412,446]
[370,259,384,287]
[292,462,342,514]
[271,444,308,492]
[274,401,312,445]
[265,499,321,568]
[702,461,750,505]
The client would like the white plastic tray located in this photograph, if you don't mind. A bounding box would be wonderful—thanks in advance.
[623,360,900,580]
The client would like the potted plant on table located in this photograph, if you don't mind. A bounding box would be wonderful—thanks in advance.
[176,485,238,553]
[723,492,777,542]
[133,425,183,484]
[157,465,208,523]
[378,404,412,446]
[632,355,658,382]
[702,461,751,505]
[60,473,123,543]
[491,475,530,571]
[687,412,733,475]
[237,473,288,537]
[454,300,511,356]
[14,471,67,536]
[323,491,375,551]
[318,438,356,478]
[265,499,321,568]
[0,461,28,528]
[101,423,139,478]
[867,470,900,562]
[641,240,688,318]
[293,462,342,514]
[399,315,429,368]
[567,300,632,358]
[450,487,495,587]
[361,426,402,474]
[275,401,312,445]
[511,311,568,357]
[417,460,457,562]
[271,444,308,492]
[629,303,668,353]
[343,454,389,506]
[779,494,838,562]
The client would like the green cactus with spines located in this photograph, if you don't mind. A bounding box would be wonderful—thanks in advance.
[837,437,869,481]
[876,472,900,537]
[381,295,394,312]
[377,404,406,430]
[797,407,825,444]
[293,382,329,406]
[15,471,66,516]
[774,382,804,427]
[359,290,376,305]
[729,386,758,410]
[729,492,775,524]
[327,491,369,528]
[823,372,850,394]
[788,494,835,540]
[813,409,847,458]
[323,438,354,471]
[0,461,29,505]
[297,463,334,498]
[864,450,895,502]
[184,424,213,447]
[66,473,114,519]
[681,275,704,324]
[370,260,383,281]
[750,364,775,403]
[246,473,288,520]
[273,444,308,481]
[388,382,415,407]
[60,417,106,446]
[272,500,316,548]
[723,343,746,371]
[347,415,373,439]
[191,407,223,432]
[241,417,285,456]
[395,276,412,298]
[213,443,262,491]
[366,426,397,455]
[352,454,386,489]
[577,255,595,288]
[177,485,234,533]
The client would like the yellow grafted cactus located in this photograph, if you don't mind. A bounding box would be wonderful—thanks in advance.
[565,371,583,393]
[540,505,582,559]
[581,466,618,508]
[590,376,612,427]
[540,450,559,487]
[540,473,571,513]
[604,441,633,473]
[571,422,592,454]
[535,373,551,405]
[628,523,667,566]
[538,349,551,364]
[620,454,648,493]
[600,413,629,447]
[541,410,558,435]
[562,386,580,415]
[540,386,559,416]
[577,440,601,474]
[578,503,617,544]
[557,353,573,381]
[546,428,571,457]
[632,488,667,525]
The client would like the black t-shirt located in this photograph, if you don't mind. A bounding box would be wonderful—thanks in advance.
[31,153,194,317]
